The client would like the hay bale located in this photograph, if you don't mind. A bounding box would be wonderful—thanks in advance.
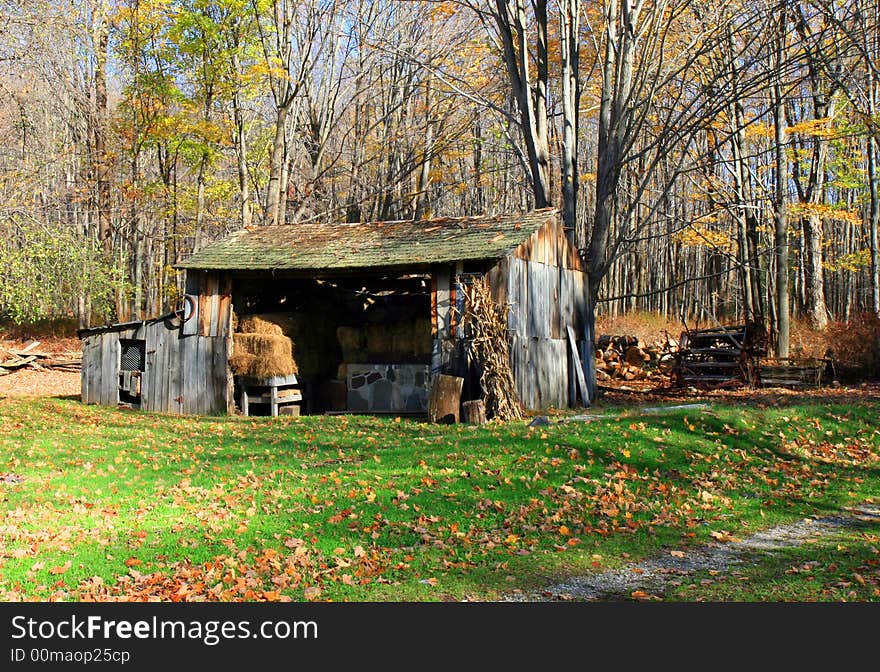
[366,323,395,354]
[238,312,313,338]
[392,322,415,355]
[414,318,433,355]
[237,315,284,336]
[231,333,297,377]
[337,326,365,360]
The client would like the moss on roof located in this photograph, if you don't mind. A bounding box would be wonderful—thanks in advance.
[178,209,558,271]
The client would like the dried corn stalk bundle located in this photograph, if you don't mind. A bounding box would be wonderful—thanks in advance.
[459,278,523,421]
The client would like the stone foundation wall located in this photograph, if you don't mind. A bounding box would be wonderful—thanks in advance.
[346,363,429,413]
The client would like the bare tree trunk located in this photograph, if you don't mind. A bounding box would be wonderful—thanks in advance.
[771,5,790,357]
[415,70,434,220]
[234,104,252,229]
[560,0,579,244]
[265,104,289,226]
[492,0,550,207]
[869,106,880,316]
[93,9,112,258]
[589,0,626,291]
[473,120,484,214]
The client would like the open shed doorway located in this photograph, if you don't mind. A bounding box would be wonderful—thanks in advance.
[231,273,433,414]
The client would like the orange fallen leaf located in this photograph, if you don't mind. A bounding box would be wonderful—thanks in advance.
[124,557,142,567]
[49,561,71,575]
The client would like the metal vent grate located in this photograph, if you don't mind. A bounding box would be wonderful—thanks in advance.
[120,339,146,372]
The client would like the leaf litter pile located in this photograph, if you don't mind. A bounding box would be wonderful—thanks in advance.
[0,392,878,602]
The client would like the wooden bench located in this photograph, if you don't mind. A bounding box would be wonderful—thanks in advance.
[239,374,303,416]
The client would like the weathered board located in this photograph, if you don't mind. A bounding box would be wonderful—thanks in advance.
[81,310,231,415]
[567,326,588,406]
[493,249,588,409]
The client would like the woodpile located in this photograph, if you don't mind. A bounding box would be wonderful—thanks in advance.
[0,341,81,375]
[594,334,673,383]
[459,278,523,421]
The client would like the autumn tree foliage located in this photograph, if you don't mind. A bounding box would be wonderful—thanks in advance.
[0,0,877,351]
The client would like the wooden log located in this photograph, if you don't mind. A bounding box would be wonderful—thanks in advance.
[428,374,463,424]
[0,355,37,369]
[463,399,487,425]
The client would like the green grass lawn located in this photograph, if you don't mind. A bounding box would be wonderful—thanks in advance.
[0,395,878,601]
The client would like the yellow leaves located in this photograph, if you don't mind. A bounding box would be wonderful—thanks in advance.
[247,58,290,83]
[824,249,871,273]
[673,222,735,253]
[430,1,459,19]
[786,117,838,139]
[709,530,736,543]
[791,203,862,226]
[745,122,774,140]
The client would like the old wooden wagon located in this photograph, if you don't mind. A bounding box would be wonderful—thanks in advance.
[80,209,591,415]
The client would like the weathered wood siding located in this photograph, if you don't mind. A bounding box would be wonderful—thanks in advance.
[488,217,590,410]
[81,271,233,415]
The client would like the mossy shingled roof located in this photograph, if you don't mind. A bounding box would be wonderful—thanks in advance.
[178,210,558,271]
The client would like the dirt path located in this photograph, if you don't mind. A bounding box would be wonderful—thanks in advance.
[513,504,880,601]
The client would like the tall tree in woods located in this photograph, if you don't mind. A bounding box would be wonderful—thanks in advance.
[802,0,880,317]
[771,2,791,357]
[475,0,790,391]
[93,0,112,258]
[3,0,880,342]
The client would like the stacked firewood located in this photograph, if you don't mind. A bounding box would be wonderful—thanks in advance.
[594,334,677,383]
[0,341,82,375]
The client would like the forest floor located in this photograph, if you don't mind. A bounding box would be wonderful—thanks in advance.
[0,337,81,399]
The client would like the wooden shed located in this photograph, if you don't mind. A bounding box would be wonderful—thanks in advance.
[78,306,232,415]
[80,208,591,415]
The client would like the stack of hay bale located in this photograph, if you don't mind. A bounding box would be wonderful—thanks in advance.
[336,318,432,365]
[230,315,298,379]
